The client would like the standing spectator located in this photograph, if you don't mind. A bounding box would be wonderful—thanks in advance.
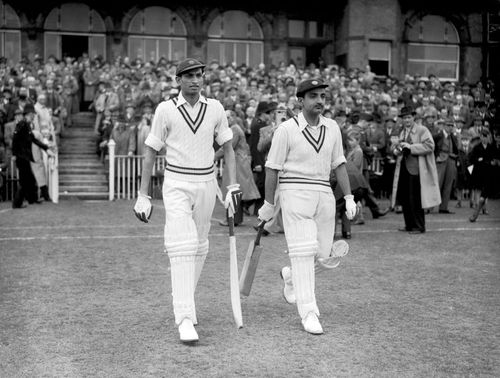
[249,101,277,214]
[215,110,261,224]
[135,99,154,156]
[433,119,459,213]
[391,106,441,234]
[11,104,55,208]
[455,129,473,208]
[82,62,99,111]
[468,128,496,222]
[93,80,120,134]
[43,78,64,137]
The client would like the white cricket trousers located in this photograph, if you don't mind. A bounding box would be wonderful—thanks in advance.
[162,177,217,325]
[279,189,336,319]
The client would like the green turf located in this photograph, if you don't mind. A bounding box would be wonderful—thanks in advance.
[1,199,499,377]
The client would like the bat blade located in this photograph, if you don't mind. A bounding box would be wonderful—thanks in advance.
[228,214,243,328]
[239,221,266,296]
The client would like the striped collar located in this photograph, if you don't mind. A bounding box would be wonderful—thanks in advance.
[296,112,329,131]
[172,94,208,134]
[174,93,208,108]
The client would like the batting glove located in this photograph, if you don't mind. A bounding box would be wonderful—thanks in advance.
[134,192,153,223]
[344,194,357,220]
[258,200,275,222]
[224,184,243,215]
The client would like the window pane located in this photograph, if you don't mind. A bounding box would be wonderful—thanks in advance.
[368,60,389,76]
[4,31,19,64]
[407,61,457,80]
[408,45,457,61]
[208,40,221,63]
[309,21,317,38]
[248,43,262,68]
[45,34,60,60]
[223,42,234,66]
[171,39,186,61]
[144,7,170,35]
[129,12,143,33]
[4,5,20,28]
[158,39,170,60]
[224,11,247,38]
[145,39,157,62]
[129,37,143,61]
[208,16,222,37]
[90,10,105,33]
[236,43,246,66]
[290,47,305,68]
[249,18,263,39]
[369,41,390,60]
[172,16,186,36]
[89,36,105,60]
[44,9,59,29]
[289,20,305,38]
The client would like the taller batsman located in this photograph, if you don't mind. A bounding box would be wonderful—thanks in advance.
[258,79,357,335]
[133,58,241,343]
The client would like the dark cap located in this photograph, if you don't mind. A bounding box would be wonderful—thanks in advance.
[399,106,416,117]
[296,79,328,98]
[23,103,36,115]
[175,58,205,76]
[256,101,277,115]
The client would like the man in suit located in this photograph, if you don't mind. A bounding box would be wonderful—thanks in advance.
[248,101,277,214]
[433,119,459,213]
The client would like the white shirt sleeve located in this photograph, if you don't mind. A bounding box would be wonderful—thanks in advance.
[145,101,168,151]
[331,122,347,169]
[214,102,233,146]
[265,125,288,170]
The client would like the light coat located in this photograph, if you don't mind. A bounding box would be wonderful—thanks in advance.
[391,123,441,209]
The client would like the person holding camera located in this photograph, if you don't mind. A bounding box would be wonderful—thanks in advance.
[390,106,441,234]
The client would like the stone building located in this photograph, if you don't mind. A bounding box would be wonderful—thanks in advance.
[1,0,498,84]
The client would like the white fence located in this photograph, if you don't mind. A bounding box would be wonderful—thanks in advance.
[2,154,59,203]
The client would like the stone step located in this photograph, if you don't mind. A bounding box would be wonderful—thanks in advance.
[59,192,108,200]
[59,185,108,192]
[59,174,107,181]
[59,161,104,168]
[58,167,107,175]
[58,153,97,159]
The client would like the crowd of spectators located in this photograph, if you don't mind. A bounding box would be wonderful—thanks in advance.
[0,53,499,221]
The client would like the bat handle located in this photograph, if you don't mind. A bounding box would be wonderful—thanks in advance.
[227,210,235,236]
[255,220,266,245]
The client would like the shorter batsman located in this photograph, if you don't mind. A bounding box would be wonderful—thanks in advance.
[258,79,356,334]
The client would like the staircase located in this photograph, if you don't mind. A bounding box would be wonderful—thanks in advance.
[58,112,108,200]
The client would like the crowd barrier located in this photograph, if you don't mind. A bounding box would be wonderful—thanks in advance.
[107,138,383,201]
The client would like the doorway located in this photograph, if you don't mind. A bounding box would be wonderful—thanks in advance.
[61,35,88,61]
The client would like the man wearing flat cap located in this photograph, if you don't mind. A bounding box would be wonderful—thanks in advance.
[133,58,241,344]
[257,78,357,335]
[390,106,440,234]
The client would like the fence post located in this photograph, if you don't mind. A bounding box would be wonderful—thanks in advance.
[108,139,116,201]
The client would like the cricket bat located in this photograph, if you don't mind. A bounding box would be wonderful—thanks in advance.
[227,211,243,328]
[239,220,266,296]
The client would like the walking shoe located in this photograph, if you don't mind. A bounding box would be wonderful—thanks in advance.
[301,312,323,335]
[280,266,296,304]
[317,240,350,269]
[178,318,199,343]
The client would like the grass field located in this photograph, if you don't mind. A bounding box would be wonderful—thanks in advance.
[1,198,499,377]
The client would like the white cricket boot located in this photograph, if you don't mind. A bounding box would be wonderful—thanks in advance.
[178,318,199,343]
[280,266,296,304]
[302,311,323,335]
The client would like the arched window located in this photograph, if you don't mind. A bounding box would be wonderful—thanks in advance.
[44,3,106,60]
[0,1,21,64]
[128,7,187,63]
[207,11,263,67]
[406,15,460,81]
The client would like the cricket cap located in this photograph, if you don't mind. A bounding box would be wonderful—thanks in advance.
[175,58,206,76]
[296,79,328,98]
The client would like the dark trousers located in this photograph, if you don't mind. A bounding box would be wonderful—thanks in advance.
[13,158,38,207]
[397,162,425,232]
